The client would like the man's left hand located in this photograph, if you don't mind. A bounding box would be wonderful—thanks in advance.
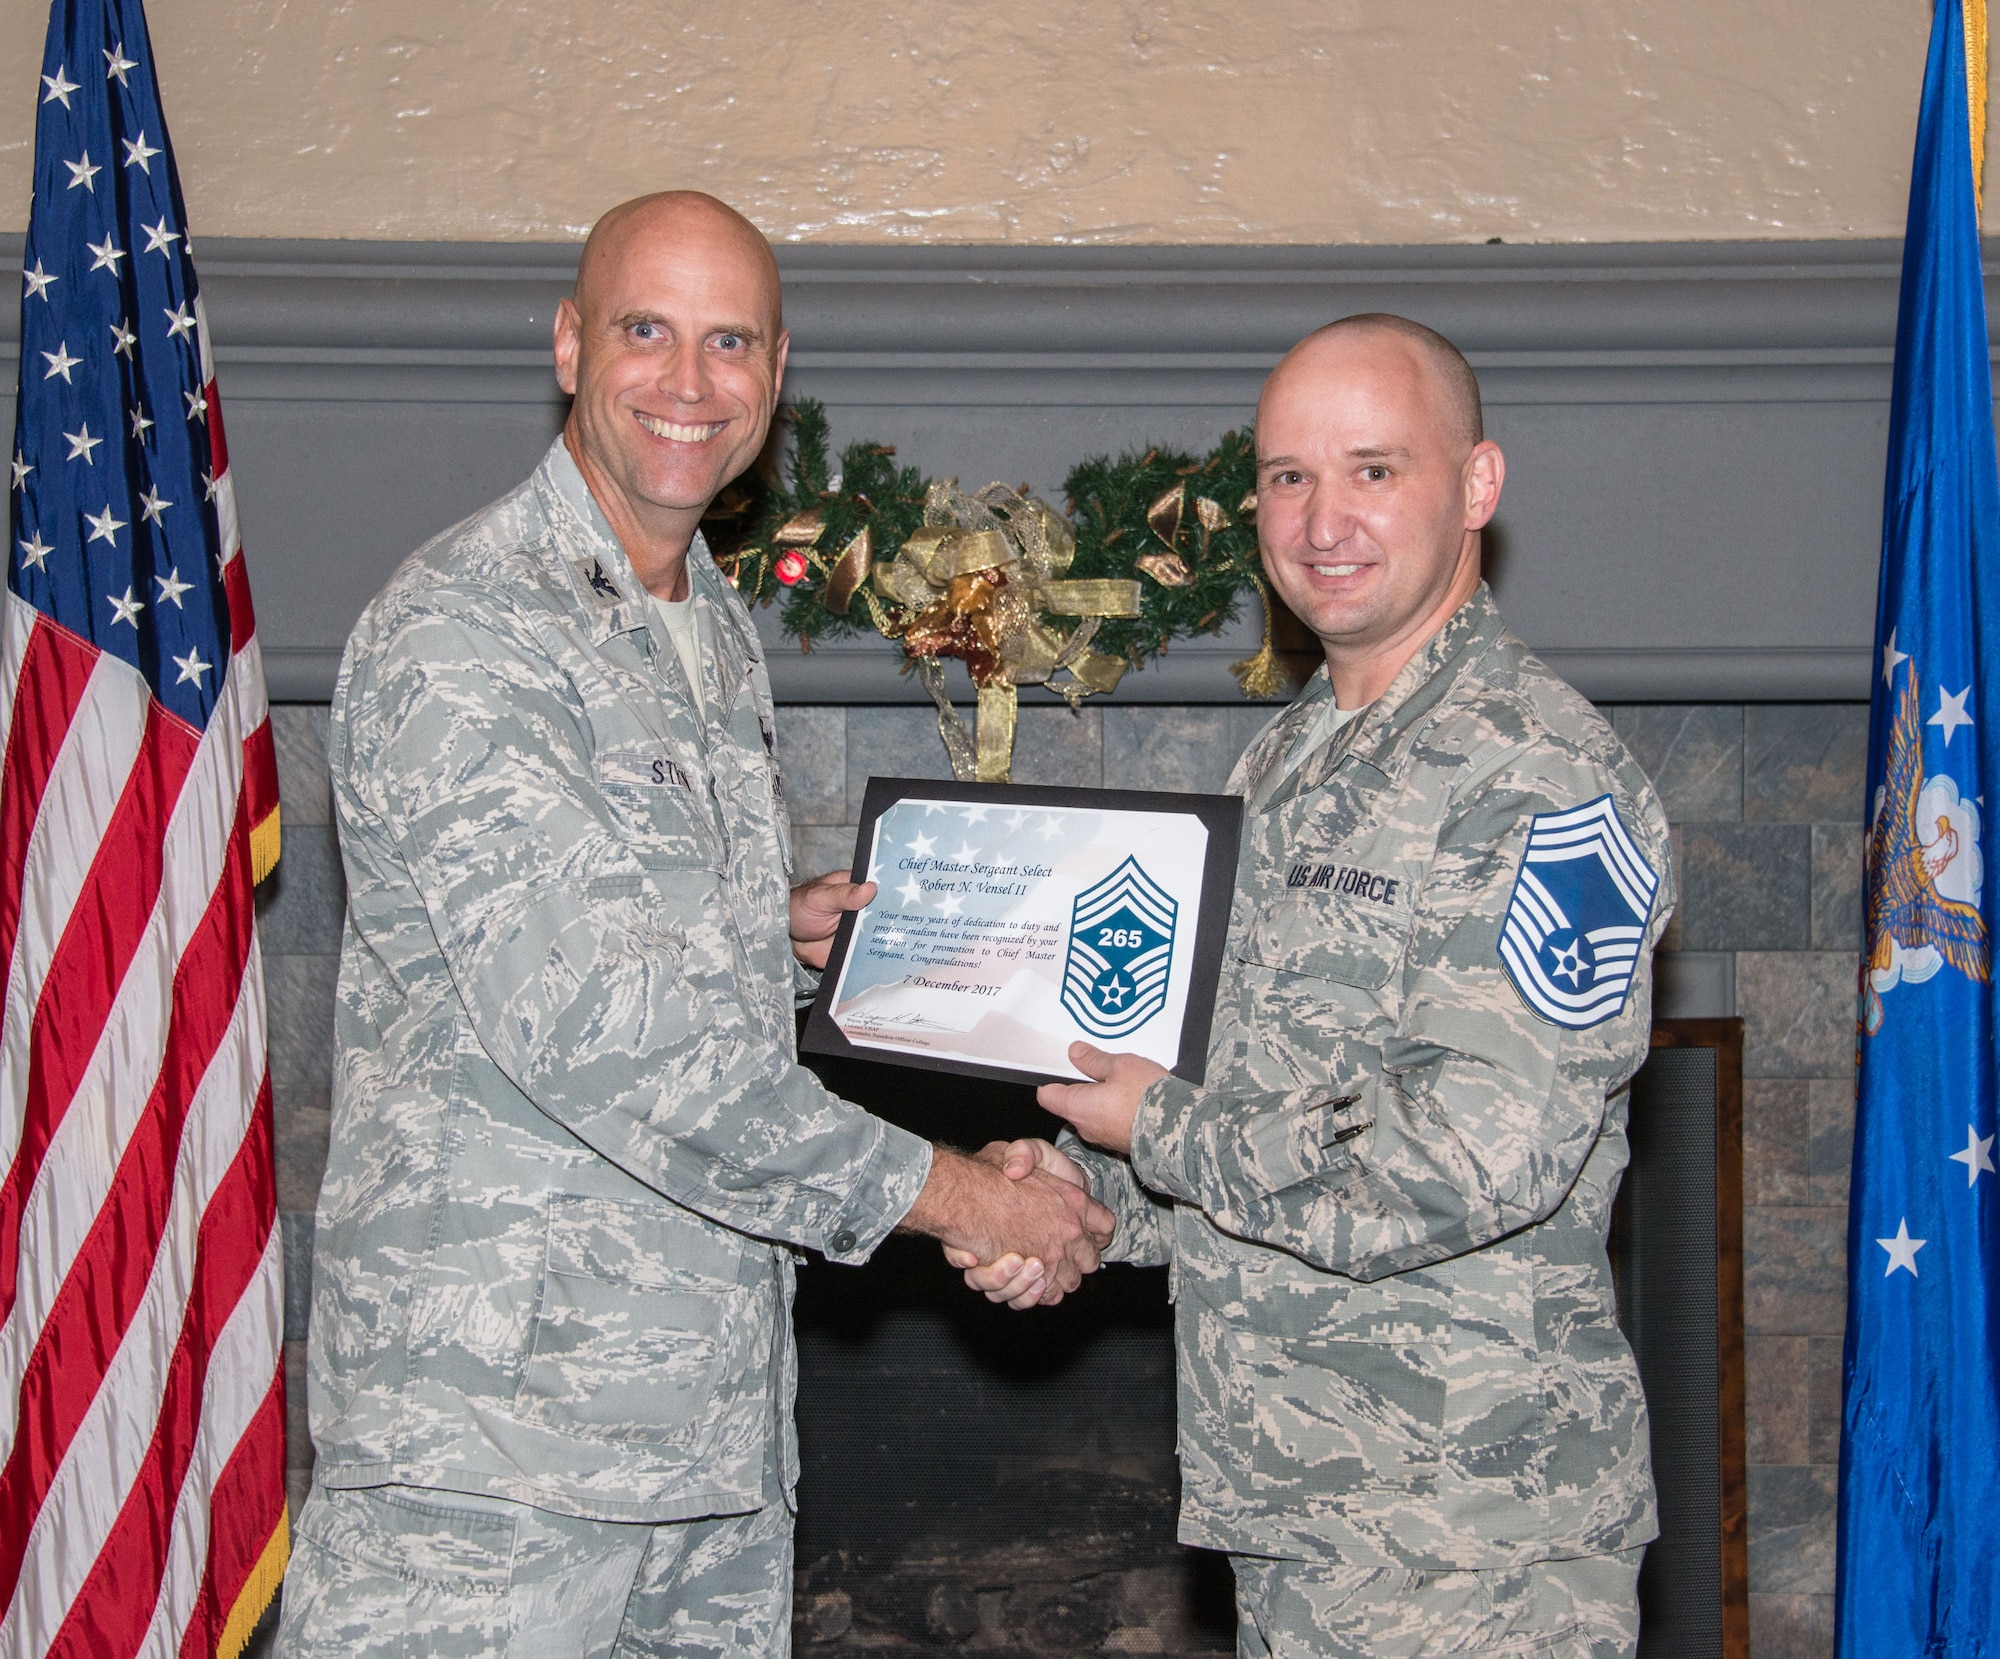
[1036,1041,1168,1156]
[789,871,875,969]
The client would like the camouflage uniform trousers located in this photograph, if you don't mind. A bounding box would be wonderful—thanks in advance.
[1230,1547,1643,1659]
[276,1481,792,1659]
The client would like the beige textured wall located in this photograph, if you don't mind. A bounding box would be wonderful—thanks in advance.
[0,1,1963,243]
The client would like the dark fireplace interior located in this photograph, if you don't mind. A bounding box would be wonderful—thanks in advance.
[793,1047,1234,1656]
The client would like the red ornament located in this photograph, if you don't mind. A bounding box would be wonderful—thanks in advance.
[775,550,809,586]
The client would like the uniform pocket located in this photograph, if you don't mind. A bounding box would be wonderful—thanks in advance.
[1218,1280,1450,1497]
[514,1195,755,1447]
[594,746,718,871]
[1238,892,1410,989]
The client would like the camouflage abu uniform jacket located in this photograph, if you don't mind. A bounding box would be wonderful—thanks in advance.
[310,439,932,1523]
[1068,585,1673,1571]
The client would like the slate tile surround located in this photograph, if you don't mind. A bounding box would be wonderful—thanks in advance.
[261,696,1867,1656]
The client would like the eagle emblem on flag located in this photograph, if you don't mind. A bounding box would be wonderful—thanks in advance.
[1861,655,1989,1034]
[1497,794,1659,1030]
[1062,856,1178,1039]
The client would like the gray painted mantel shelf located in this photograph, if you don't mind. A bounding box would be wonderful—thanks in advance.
[6,235,1964,704]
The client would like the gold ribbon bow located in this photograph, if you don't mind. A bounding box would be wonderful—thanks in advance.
[870,481,1141,781]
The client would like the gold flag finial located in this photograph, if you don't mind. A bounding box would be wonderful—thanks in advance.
[1969,0,1989,213]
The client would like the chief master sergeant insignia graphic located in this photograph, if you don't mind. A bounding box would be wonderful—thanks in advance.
[1861,655,1990,1035]
[1499,793,1661,1030]
[1063,856,1178,1039]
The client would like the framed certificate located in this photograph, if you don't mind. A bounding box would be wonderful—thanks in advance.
[801,777,1243,1085]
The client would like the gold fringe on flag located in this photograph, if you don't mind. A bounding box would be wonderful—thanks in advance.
[249,804,282,889]
[216,1506,290,1659]
[1970,0,1989,213]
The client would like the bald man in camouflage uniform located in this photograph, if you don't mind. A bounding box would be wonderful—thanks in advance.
[277,193,1111,1657]
[967,317,1674,1658]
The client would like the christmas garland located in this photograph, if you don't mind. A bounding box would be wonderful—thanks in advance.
[702,400,1288,780]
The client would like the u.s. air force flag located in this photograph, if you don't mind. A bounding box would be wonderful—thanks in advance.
[1834,1,2000,1652]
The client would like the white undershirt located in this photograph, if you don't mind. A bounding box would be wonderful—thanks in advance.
[652,592,704,722]
[1277,697,1363,782]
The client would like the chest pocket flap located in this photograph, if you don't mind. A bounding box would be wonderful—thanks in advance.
[1239,867,1413,990]
[594,745,718,871]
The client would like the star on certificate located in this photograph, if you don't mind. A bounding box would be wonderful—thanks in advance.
[920,801,947,816]
[907,831,937,859]
[955,842,979,860]
[1038,814,1066,841]
[959,804,991,824]
[934,893,963,916]
[1877,1218,1926,1278]
[1007,810,1032,831]
[897,876,924,905]
[1949,1124,1996,1186]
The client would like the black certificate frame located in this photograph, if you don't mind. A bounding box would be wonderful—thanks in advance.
[801,776,1243,1088]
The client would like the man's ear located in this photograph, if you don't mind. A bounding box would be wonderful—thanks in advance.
[1464,440,1505,531]
[553,297,582,396]
[772,328,791,400]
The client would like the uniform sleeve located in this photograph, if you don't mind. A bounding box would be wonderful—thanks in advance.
[346,597,931,1264]
[1056,1134,1174,1268]
[1127,758,1672,1282]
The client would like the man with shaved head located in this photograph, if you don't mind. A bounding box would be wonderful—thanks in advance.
[965,316,1675,1657]
[278,192,1112,1655]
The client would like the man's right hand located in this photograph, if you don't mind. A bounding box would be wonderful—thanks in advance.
[942,1139,1100,1310]
[899,1144,1113,1308]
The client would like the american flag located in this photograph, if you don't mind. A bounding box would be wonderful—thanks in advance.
[2,2,288,1655]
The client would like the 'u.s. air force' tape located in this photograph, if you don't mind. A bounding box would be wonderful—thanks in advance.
[1498,794,1659,1031]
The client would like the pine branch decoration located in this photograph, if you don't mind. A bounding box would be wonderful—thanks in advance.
[713,400,1287,716]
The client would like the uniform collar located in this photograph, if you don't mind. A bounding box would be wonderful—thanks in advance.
[528,437,755,714]
[531,438,650,646]
[1261,582,1507,807]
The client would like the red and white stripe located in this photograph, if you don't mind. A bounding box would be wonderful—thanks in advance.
[0,312,287,1659]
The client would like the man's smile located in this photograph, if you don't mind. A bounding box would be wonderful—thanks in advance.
[635,412,726,443]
